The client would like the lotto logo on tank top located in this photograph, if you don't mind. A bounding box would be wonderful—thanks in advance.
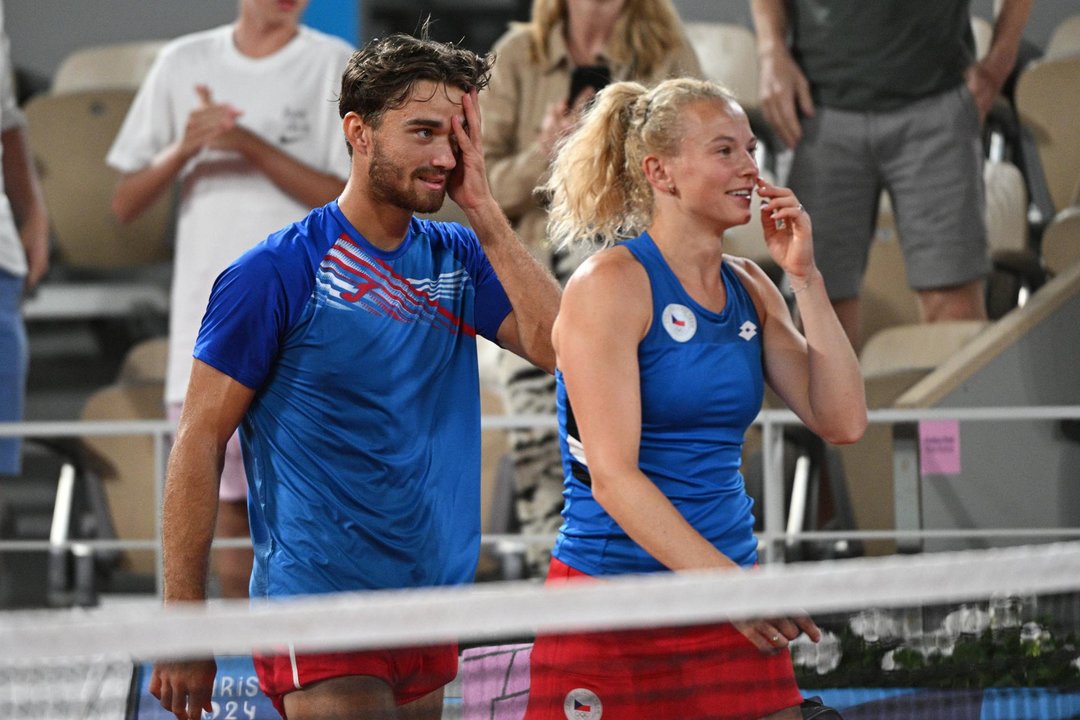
[662,303,697,342]
[564,688,603,719]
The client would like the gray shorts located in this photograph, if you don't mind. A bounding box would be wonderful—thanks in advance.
[788,84,991,300]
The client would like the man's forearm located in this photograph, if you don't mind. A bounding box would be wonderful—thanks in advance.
[112,143,189,224]
[982,0,1033,86]
[159,441,224,605]
[1,127,49,283]
[751,0,791,56]
[233,128,345,209]
[466,198,560,372]
[2,127,47,233]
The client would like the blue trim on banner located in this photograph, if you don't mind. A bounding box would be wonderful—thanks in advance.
[135,657,278,719]
[980,688,1080,720]
[804,687,1080,720]
[806,688,922,708]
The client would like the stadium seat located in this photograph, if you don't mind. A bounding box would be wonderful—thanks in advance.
[51,40,165,94]
[1014,55,1080,216]
[683,21,759,112]
[60,336,167,582]
[971,15,993,61]
[21,90,173,341]
[79,381,165,578]
[860,321,989,379]
[117,336,168,385]
[1041,206,1080,277]
[23,89,173,271]
[1046,13,1080,60]
[860,214,920,353]
[984,159,1045,318]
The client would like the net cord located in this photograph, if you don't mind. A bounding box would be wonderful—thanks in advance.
[2,541,1079,662]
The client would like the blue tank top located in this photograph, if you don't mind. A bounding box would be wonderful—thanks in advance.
[553,231,763,575]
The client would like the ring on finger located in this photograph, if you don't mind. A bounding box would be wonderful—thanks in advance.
[771,634,781,642]
[796,203,804,213]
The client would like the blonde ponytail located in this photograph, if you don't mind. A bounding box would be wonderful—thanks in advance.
[545,77,737,250]
[544,81,651,248]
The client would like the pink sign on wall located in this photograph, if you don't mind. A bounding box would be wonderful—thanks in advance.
[919,419,962,476]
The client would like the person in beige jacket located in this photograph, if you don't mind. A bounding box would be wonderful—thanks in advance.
[480,0,701,577]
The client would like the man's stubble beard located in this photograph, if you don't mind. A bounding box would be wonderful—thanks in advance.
[368,141,446,215]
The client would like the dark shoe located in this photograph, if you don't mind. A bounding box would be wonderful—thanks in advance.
[801,696,844,719]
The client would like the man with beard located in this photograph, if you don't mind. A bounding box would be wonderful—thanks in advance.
[148,32,560,720]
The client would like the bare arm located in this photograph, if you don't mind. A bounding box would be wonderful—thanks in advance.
[113,85,344,223]
[211,125,346,208]
[558,250,821,650]
[751,179,866,444]
[2,126,49,289]
[161,360,253,603]
[750,0,814,149]
[112,85,241,223]
[966,0,1033,118]
[450,90,560,372]
[150,360,255,720]
[111,141,191,224]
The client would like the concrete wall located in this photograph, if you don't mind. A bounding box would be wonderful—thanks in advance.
[6,0,1072,88]
[6,0,236,87]
[4,0,357,89]
[919,287,1080,551]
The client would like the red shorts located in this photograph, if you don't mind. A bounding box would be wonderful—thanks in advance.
[523,558,804,720]
[252,643,458,718]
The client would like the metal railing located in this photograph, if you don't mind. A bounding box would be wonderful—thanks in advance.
[3,405,1080,600]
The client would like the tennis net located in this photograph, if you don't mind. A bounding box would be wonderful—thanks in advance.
[3,541,1080,719]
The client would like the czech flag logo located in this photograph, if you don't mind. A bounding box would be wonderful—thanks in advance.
[563,688,603,719]
[662,303,697,342]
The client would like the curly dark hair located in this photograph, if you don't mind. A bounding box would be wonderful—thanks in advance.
[338,29,493,128]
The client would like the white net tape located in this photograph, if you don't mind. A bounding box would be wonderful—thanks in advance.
[3,541,1080,662]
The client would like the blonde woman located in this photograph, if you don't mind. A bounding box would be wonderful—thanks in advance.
[481,0,701,577]
[523,78,866,719]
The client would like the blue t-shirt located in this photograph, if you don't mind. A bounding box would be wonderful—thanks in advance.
[194,201,512,598]
[553,231,763,575]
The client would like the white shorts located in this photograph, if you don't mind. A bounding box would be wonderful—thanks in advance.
[167,402,248,502]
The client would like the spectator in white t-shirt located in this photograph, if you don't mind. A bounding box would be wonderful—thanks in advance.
[107,0,353,598]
